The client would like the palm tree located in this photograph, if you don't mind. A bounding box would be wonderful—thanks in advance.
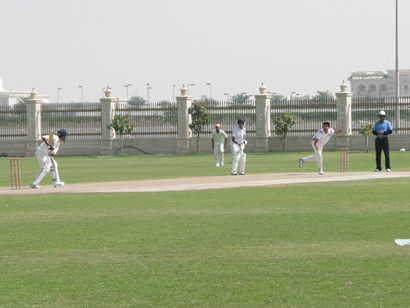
[230,92,251,105]
[200,97,218,107]
[14,97,27,110]
[270,94,285,104]
[314,90,334,100]
[128,96,146,107]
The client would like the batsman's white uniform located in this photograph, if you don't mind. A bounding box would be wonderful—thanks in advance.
[211,129,228,166]
[230,125,246,175]
[31,135,64,187]
[302,128,335,171]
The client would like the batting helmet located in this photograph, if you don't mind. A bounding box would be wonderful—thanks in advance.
[238,119,245,124]
[57,129,68,138]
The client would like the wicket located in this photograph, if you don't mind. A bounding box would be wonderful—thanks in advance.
[10,158,21,190]
[340,148,349,173]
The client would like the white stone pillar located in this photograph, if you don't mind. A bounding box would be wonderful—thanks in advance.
[100,87,116,155]
[335,81,353,149]
[255,83,271,152]
[25,89,42,157]
[175,85,192,154]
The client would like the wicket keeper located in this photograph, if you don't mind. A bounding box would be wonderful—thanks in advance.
[211,123,228,167]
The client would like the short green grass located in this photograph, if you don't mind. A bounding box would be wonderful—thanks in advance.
[1,151,410,307]
[1,180,410,307]
[1,150,409,187]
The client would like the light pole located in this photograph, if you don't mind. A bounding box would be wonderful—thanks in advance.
[395,0,400,129]
[188,83,195,95]
[57,87,62,103]
[173,85,176,103]
[78,85,83,102]
[224,93,229,102]
[124,84,131,100]
[147,83,152,103]
[290,91,296,102]
[206,83,212,101]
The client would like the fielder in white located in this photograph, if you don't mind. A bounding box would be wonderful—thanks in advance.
[30,129,68,189]
[231,119,247,175]
[211,123,228,167]
[299,122,342,174]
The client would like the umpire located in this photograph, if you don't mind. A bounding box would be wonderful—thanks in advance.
[373,110,392,172]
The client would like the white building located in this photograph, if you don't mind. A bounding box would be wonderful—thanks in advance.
[348,70,410,97]
[0,77,50,106]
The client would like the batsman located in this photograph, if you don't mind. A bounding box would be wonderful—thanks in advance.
[231,119,247,175]
[30,129,68,189]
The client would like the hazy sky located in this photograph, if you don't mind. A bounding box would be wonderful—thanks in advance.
[1,0,409,102]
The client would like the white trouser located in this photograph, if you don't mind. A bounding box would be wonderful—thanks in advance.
[303,141,323,170]
[32,150,61,185]
[231,144,246,174]
[214,142,224,165]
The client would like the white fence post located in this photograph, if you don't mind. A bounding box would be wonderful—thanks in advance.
[100,87,116,155]
[176,85,192,154]
[255,83,271,152]
[335,80,353,150]
[25,89,42,157]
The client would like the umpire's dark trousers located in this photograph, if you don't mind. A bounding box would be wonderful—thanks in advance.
[375,137,390,170]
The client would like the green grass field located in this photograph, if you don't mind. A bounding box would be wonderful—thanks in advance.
[1,151,410,307]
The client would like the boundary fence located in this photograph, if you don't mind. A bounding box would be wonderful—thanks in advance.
[41,102,102,139]
[203,100,256,136]
[0,105,27,140]
[2,96,410,141]
[116,101,178,138]
[351,97,410,134]
[270,98,337,136]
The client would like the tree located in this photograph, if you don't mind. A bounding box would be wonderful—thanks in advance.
[107,114,134,154]
[359,123,373,153]
[314,90,334,100]
[230,92,251,105]
[272,111,297,152]
[200,97,218,107]
[14,97,27,110]
[158,100,172,107]
[128,96,146,107]
[270,94,285,104]
[188,100,210,153]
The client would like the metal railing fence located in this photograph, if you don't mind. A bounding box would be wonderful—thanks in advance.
[202,100,256,136]
[115,101,178,138]
[352,96,410,134]
[270,98,337,136]
[0,105,27,140]
[41,102,102,139]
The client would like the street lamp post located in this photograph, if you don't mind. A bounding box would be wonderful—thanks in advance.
[395,0,400,129]
[187,83,195,95]
[78,85,83,102]
[173,85,176,103]
[290,91,296,102]
[147,83,152,103]
[206,83,212,101]
[224,93,229,102]
[124,84,132,100]
[57,87,62,103]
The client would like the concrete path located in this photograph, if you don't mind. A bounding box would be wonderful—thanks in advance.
[2,171,410,196]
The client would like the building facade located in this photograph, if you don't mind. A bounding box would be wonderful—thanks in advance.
[0,77,50,106]
[348,70,410,97]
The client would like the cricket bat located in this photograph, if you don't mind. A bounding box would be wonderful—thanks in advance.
[240,143,245,151]
[49,131,54,148]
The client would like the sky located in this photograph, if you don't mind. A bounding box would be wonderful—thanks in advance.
[1,0,409,103]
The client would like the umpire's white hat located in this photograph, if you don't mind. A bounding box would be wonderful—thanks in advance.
[377,110,387,117]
